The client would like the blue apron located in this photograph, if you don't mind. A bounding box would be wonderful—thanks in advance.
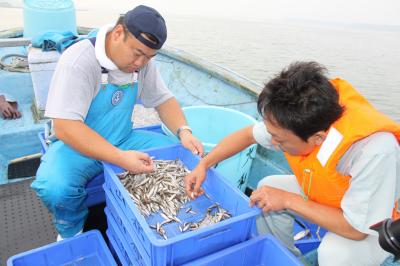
[32,80,174,237]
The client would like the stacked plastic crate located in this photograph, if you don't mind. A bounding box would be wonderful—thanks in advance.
[7,230,117,266]
[103,144,303,266]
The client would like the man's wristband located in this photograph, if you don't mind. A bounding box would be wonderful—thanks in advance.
[176,125,192,139]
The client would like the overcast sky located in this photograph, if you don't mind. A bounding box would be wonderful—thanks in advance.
[2,0,400,26]
[75,0,400,26]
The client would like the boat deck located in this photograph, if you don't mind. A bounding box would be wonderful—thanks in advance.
[0,102,160,265]
[0,178,107,266]
[0,179,55,265]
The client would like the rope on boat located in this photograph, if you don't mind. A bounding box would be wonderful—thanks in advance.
[0,54,30,73]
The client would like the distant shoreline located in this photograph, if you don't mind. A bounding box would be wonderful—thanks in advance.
[1,8,399,34]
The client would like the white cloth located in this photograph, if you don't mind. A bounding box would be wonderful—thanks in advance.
[45,24,173,121]
[257,175,390,266]
[94,24,118,71]
[56,229,82,242]
[253,121,400,235]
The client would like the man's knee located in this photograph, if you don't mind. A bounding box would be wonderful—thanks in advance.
[32,163,86,210]
[257,174,290,188]
[257,174,300,194]
[257,175,277,188]
[318,233,354,265]
[319,233,390,266]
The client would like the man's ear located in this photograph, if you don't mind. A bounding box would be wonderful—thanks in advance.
[112,24,124,41]
[312,131,327,146]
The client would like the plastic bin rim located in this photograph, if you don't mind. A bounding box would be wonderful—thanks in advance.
[157,129,257,150]
[181,105,257,122]
[6,230,116,265]
[182,234,302,266]
[161,106,258,145]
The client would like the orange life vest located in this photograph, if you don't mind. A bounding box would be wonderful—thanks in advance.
[284,78,400,218]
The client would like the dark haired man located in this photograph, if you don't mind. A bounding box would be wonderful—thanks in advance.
[185,62,400,265]
[32,5,203,240]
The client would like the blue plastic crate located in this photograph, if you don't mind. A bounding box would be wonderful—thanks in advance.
[106,207,147,266]
[181,234,302,266]
[37,125,165,207]
[7,230,117,266]
[106,214,133,266]
[107,239,124,266]
[103,144,261,266]
[133,124,166,135]
[107,230,131,266]
[294,217,327,254]
[105,188,149,265]
[250,214,327,255]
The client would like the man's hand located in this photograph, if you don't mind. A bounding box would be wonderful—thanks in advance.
[179,130,204,156]
[117,150,154,174]
[249,185,292,212]
[185,163,207,199]
[251,184,369,240]
[0,96,21,119]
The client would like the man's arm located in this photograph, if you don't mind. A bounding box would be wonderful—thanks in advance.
[155,98,186,136]
[185,125,257,198]
[54,119,154,173]
[251,187,367,240]
[156,98,203,155]
[288,194,367,240]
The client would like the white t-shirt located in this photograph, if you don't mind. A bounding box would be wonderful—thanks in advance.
[45,24,173,121]
[253,121,400,234]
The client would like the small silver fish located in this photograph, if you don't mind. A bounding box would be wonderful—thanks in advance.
[293,229,311,241]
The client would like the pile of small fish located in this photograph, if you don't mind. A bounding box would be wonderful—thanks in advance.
[178,203,232,233]
[117,159,232,240]
[118,159,190,217]
[150,203,232,240]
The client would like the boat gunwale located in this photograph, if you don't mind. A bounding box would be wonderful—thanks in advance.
[0,27,263,97]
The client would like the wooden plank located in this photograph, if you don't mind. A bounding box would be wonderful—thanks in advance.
[0,38,31,47]
[8,153,42,164]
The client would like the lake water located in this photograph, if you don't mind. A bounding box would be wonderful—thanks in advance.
[166,17,400,122]
[0,5,399,122]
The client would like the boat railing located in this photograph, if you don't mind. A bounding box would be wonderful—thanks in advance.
[0,27,263,98]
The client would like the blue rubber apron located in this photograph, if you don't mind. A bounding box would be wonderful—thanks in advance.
[33,76,175,237]
[85,82,137,145]
[32,81,138,237]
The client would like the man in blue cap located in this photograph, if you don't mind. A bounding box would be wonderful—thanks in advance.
[32,5,203,240]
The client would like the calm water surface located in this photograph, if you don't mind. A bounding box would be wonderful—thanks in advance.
[1,9,398,121]
[166,17,400,122]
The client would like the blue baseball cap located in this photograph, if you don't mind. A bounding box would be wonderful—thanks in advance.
[124,5,167,50]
